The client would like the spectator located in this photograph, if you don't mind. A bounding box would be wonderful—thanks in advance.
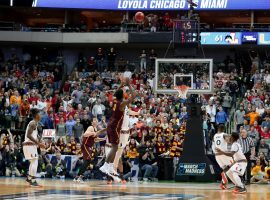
[261,115,270,130]
[245,107,260,125]
[251,159,268,184]
[38,149,52,178]
[19,96,30,129]
[67,136,77,155]
[73,118,84,143]
[169,134,183,158]
[9,90,21,106]
[259,127,270,143]
[215,107,228,125]
[79,91,89,109]
[107,47,117,71]
[92,99,105,121]
[234,106,245,131]
[95,48,105,72]
[56,137,66,154]
[243,119,251,131]
[222,92,232,114]
[139,140,158,181]
[3,143,21,177]
[71,86,83,105]
[66,115,76,138]
[81,113,91,132]
[139,50,147,72]
[155,136,166,156]
[51,152,66,179]
[248,125,260,148]
[258,140,270,158]
[56,117,66,142]
[206,101,216,129]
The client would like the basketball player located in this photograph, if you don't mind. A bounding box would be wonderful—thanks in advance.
[216,132,247,194]
[23,108,45,187]
[105,104,140,183]
[74,118,106,183]
[100,78,137,180]
[212,124,233,189]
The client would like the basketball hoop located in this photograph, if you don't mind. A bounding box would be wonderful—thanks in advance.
[174,85,190,99]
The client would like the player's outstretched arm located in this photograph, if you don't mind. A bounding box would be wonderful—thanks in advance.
[120,81,137,110]
[83,126,107,137]
[96,128,107,136]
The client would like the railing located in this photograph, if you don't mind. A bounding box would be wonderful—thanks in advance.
[1,20,270,33]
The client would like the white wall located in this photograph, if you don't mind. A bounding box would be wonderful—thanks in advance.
[0,31,128,44]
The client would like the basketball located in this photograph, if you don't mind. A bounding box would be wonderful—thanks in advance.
[135,12,144,23]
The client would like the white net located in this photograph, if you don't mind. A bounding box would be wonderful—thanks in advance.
[174,85,190,99]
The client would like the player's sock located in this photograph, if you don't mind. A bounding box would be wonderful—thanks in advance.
[221,171,228,184]
[100,162,110,174]
[232,172,244,189]
[113,147,124,169]
[29,158,38,180]
[226,170,237,186]
[109,163,119,176]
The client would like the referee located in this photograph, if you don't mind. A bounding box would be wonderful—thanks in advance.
[237,129,255,184]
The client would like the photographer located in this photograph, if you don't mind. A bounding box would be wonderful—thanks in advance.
[38,148,52,178]
[51,152,67,179]
[3,143,21,177]
[139,140,158,181]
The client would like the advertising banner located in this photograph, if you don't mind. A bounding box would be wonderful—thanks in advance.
[258,32,270,45]
[242,32,258,44]
[33,0,270,10]
[200,32,242,45]
[176,163,206,176]
[42,129,56,138]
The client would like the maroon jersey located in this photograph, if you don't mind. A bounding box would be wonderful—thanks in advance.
[82,135,95,148]
[81,127,96,160]
[108,100,124,126]
[107,99,124,144]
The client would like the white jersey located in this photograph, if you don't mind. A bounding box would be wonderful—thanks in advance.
[121,106,130,131]
[212,132,228,154]
[230,142,246,162]
[24,121,38,143]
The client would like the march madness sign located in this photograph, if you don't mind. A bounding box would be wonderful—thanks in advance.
[177,163,206,176]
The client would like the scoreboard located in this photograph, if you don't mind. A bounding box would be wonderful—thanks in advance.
[173,20,199,44]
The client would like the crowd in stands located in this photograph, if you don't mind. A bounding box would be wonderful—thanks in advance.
[232,61,270,184]
[0,47,269,183]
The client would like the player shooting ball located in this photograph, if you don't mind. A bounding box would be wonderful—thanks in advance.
[100,76,137,182]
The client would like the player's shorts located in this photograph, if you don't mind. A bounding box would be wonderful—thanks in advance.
[215,155,234,169]
[107,125,121,145]
[82,145,94,160]
[23,143,38,160]
[229,162,247,176]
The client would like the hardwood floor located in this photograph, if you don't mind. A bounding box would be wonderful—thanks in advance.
[0,178,269,199]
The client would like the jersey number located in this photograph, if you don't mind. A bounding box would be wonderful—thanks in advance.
[216,140,221,145]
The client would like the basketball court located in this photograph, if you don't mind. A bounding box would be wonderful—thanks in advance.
[0,178,269,200]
